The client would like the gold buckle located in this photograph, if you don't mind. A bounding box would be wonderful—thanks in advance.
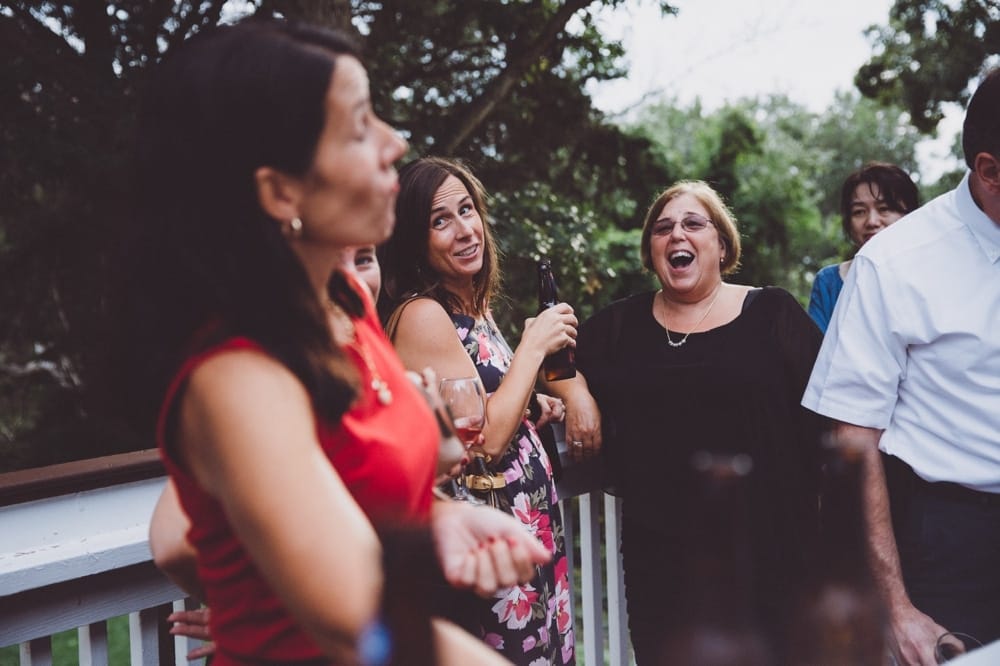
[463,473,507,491]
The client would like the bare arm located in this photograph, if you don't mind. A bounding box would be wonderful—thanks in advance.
[392,298,576,458]
[177,349,382,661]
[835,422,946,666]
[148,479,203,600]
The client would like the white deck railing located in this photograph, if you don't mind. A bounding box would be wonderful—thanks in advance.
[0,449,631,665]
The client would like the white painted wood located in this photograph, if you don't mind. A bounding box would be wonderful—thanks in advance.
[79,621,109,666]
[0,562,182,646]
[0,477,167,595]
[1,469,627,665]
[130,607,162,665]
[579,493,604,666]
[20,637,52,666]
[604,494,633,665]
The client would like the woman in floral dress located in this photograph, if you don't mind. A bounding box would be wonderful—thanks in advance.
[380,156,577,665]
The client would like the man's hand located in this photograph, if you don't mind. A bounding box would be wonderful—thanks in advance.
[889,602,949,666]
[431,501,550,597]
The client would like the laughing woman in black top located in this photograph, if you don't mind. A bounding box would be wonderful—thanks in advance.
[554,180,825,664]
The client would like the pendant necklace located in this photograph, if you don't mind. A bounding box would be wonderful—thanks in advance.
[660,284,723,348]
[327,301,393,406]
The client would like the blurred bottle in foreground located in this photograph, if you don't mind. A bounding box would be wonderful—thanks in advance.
[785,437,890,665]
[536,258,575,381]
[657,451,773,666]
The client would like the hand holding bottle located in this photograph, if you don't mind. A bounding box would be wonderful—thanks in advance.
[520,303,577,363]
[536,258,577,380]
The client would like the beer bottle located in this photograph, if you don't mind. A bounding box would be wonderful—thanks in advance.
[657,452,773,666]
[537,258,575,381]
[784,438,889,665]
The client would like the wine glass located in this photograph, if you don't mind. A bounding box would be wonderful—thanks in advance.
[438,376,487,504]
[935,631,983,663]
[404,370,465,480]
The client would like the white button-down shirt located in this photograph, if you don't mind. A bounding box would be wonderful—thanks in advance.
[803,173,1000,492]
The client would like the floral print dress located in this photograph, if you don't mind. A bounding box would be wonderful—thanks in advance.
[451,312,575,666]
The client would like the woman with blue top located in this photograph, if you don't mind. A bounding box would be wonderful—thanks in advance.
[808,163,919,333]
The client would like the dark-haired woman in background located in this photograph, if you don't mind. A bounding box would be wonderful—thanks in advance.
[379,157,578,665]
[120,19,546,664]
[808,162,920,333]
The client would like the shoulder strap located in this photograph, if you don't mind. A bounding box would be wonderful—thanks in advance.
[384,296,424,342]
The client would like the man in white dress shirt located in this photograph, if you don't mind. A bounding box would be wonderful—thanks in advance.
[803,66,1000,666]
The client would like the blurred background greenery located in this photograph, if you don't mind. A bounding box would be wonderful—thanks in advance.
[1,0,994,471]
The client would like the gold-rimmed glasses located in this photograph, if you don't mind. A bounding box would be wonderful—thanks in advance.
[652,213,715,235]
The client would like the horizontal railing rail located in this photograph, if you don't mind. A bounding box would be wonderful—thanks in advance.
[0,447,630,665]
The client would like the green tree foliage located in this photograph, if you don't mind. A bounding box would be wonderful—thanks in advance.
[627,91,927,301]
[0,0,675,470]
[0,1,234,469]
[0,0,965,471]
[856,0,1000,132]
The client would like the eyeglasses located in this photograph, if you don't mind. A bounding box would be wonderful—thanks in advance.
[651,213,715,235]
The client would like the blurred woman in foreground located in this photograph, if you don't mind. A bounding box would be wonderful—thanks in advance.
[122,19,546,664]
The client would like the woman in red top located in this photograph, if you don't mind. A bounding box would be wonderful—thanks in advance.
[119,18,547,665]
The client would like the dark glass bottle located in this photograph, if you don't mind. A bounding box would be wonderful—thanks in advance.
[536,258,575,381]
[784,440,889,665]
[657,452,773,666]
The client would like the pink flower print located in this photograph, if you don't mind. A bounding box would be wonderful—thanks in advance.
[538,625,549,646]
[484,633,505,650]
[503,459,524,484]
[554,557,573,634]
[491,585,539,630]
[455,326,469,340]
[522,635,537,652]
[512,492,554,550]
[529,659,550,666]
[477,330,491,362]
[517,433,533,465]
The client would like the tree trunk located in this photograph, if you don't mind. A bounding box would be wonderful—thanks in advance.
[441,0,592,155]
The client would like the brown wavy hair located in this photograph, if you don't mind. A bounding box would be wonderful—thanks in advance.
[378,157,501,319]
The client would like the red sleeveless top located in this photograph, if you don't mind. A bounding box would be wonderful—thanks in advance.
[156,287,437,664]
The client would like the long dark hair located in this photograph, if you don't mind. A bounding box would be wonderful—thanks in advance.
[378,157,500,318]
[116,18,361,434]
[838,162,919,245]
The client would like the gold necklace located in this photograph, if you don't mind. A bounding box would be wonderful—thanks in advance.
[659,284,723,348]
[327,301,393,406]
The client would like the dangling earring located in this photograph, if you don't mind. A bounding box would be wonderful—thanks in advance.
[287,217,303,238]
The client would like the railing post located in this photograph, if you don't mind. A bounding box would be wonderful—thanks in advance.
[605,494,631,665]
[579,492,604,666]
[20,638,52,666]
[79,621,109,665]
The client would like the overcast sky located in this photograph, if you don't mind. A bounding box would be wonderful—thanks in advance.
[585,0,965,180]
